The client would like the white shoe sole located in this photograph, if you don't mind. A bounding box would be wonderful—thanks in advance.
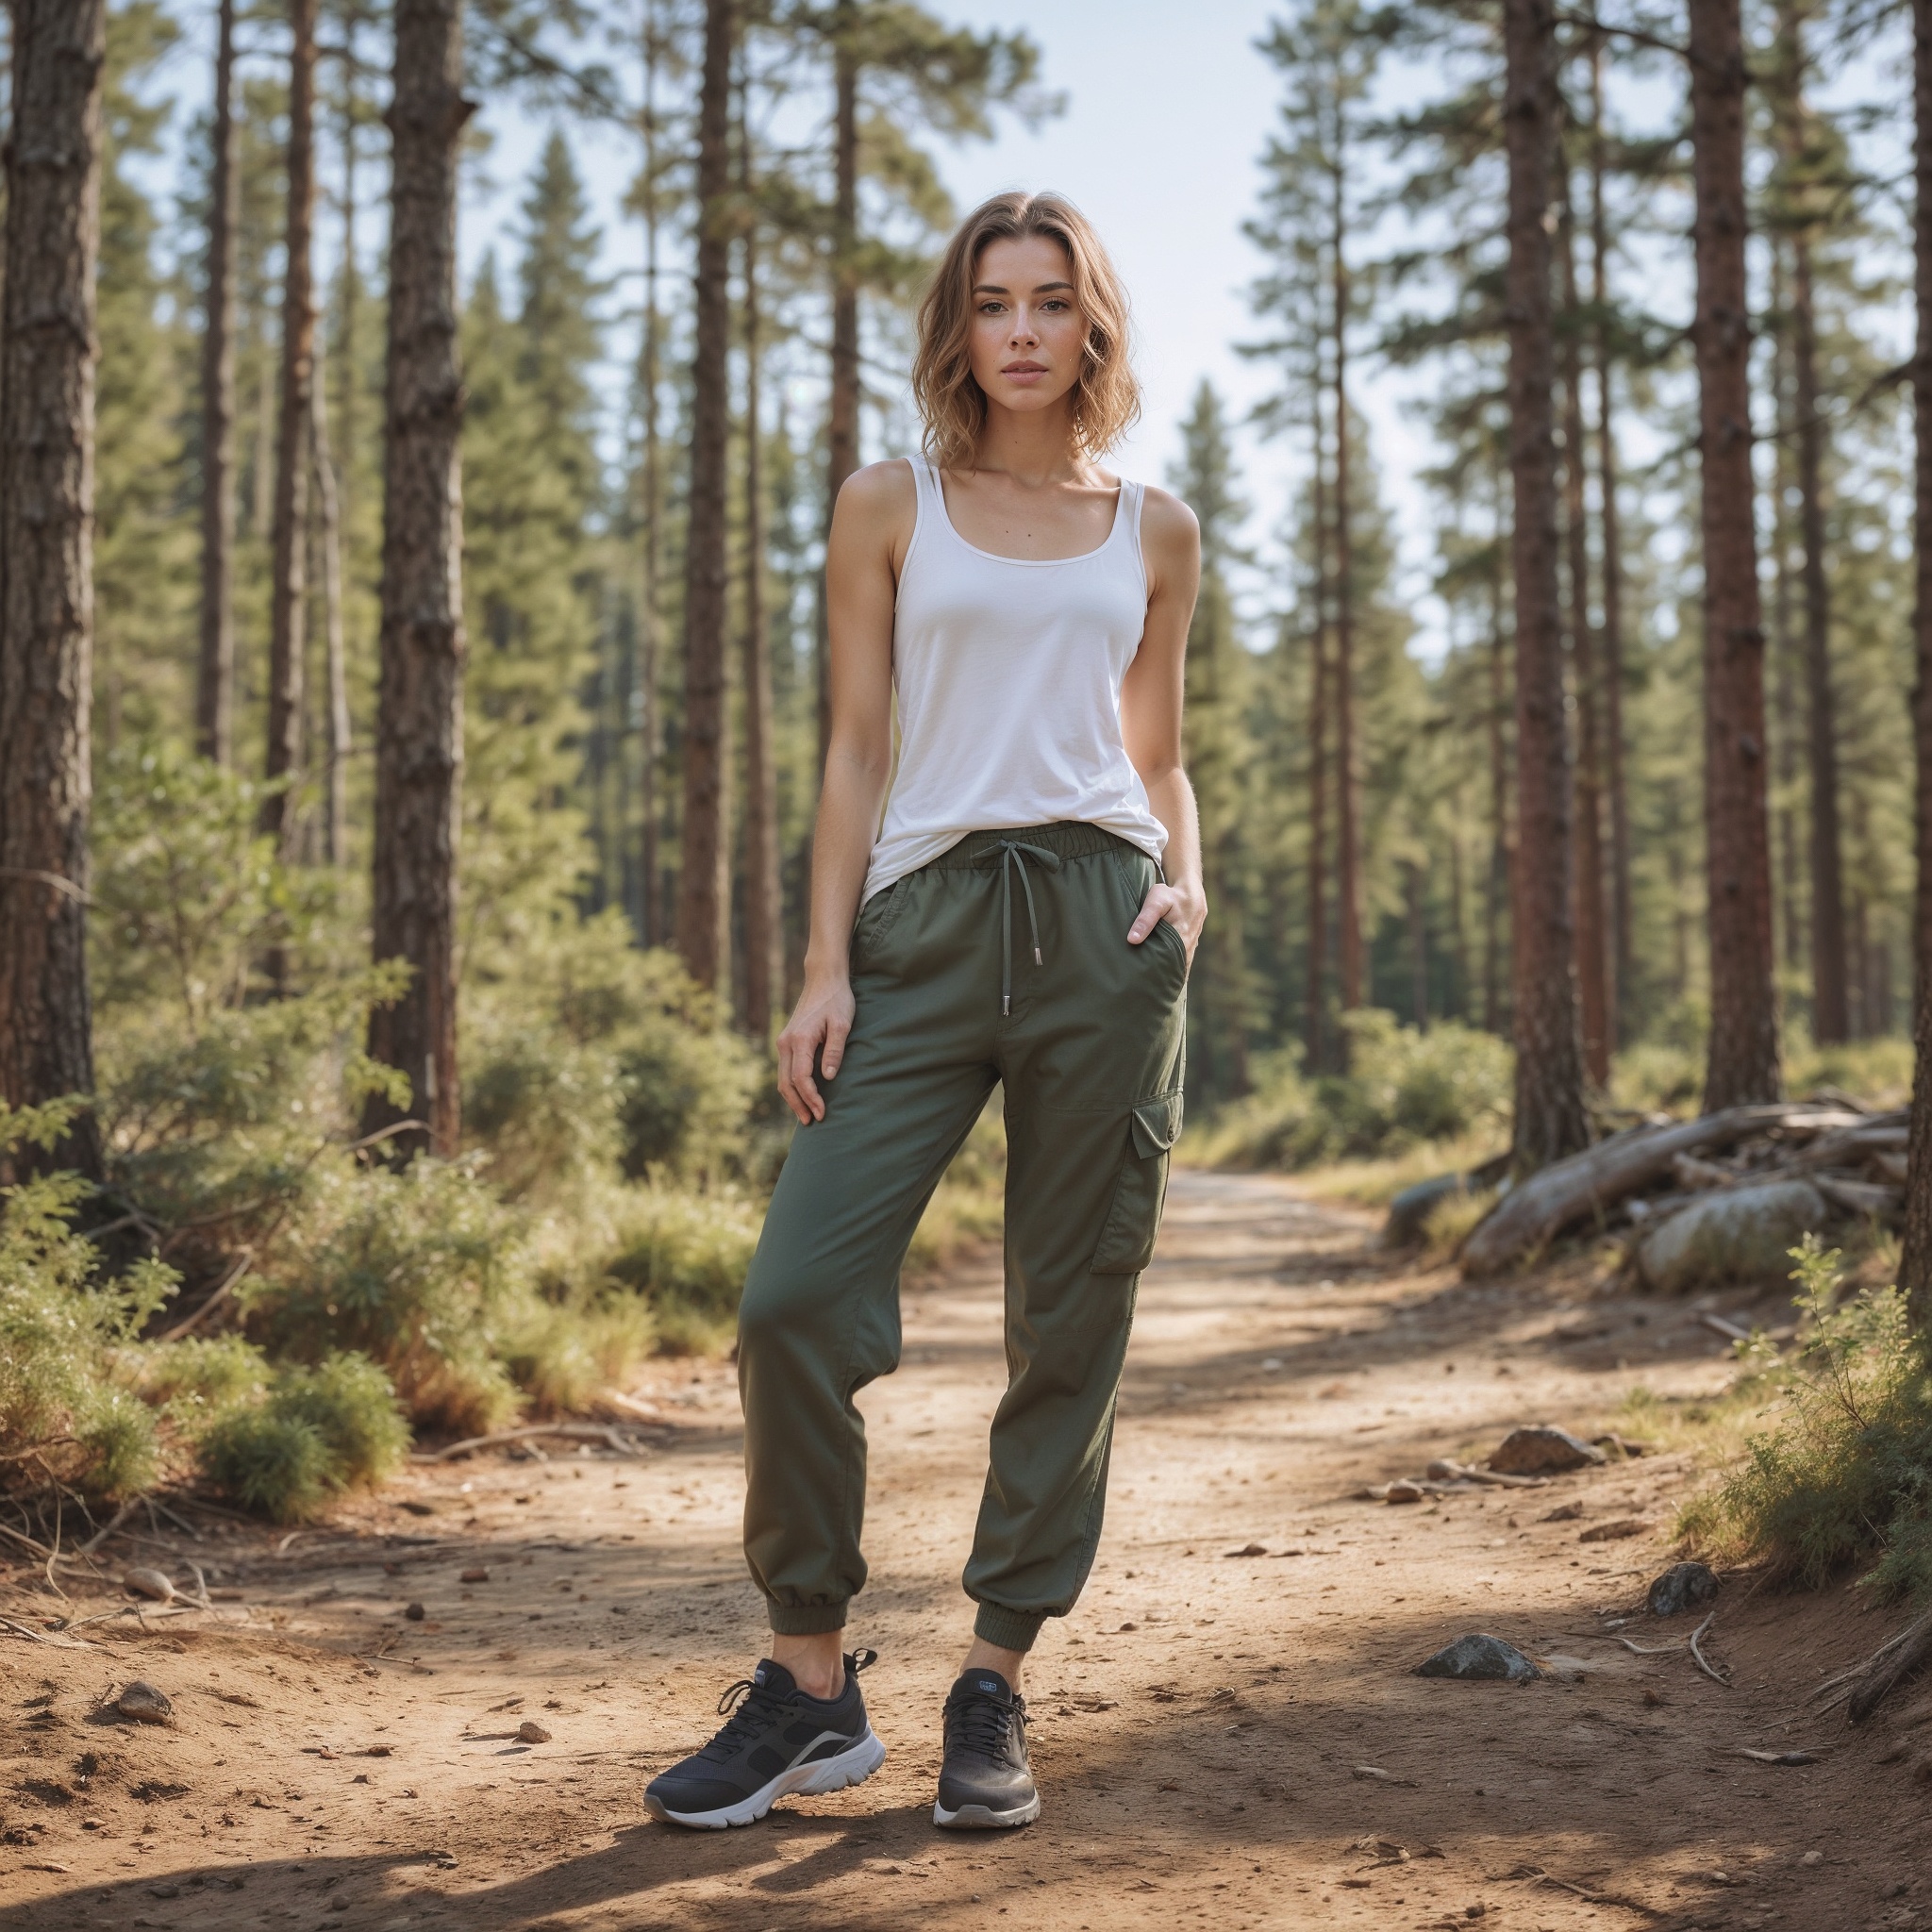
[932,1791,1041,1830]
[644,1726,887,1830]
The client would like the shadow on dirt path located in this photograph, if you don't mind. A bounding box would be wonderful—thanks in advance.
[3,1169,1926,1930]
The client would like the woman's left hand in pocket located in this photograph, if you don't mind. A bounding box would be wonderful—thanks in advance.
[1128,881,1206,968]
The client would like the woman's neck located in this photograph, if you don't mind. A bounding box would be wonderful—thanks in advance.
[968,394,1088,487]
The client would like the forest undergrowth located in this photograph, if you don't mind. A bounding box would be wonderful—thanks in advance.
[0,745,1008,1532]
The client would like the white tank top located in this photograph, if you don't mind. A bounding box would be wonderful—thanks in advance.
[861,455,1170,903]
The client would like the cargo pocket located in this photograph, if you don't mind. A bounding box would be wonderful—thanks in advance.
[1091,1091,1184,1275]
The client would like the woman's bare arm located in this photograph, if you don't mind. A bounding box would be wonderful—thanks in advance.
[775,459,913,1125]
[1120,485,1206,961]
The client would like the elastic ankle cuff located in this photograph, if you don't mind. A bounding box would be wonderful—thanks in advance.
[973,1603,1047,1653]
[768,1601,849,1637]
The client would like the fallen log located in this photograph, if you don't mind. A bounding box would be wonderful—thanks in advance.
[1461,1105,1849,1278]
[1812,1174,1902,1221]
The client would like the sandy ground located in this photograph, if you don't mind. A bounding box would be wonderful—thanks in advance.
[4,1168,1930,1932]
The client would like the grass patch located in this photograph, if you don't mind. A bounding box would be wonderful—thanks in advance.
[1676,1238,1932,1602]
[198,1351,408,1523]
[1287,1129,1509,1208]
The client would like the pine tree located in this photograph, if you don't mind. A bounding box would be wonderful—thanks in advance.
[0,0,109,1185]
[1690,0,1780,1109]
[1170,383,1255,1101]
[677,0,736,997]
[197,0,241,766]
[364,0,473,1161]
[1504,0,1590,1169]
[263,0,321,862]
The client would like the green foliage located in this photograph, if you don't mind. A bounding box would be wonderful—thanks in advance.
[0,1100,177,1502]
[1680,1239,1932,1602]
[197,1353,408,1524]
[142,1334,270,1424]
[245,1158,525,1438]
[1195,1011,1511,1170]
[462,912,765,1195]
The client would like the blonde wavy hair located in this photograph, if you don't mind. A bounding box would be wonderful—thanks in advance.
[911,191,1140,471]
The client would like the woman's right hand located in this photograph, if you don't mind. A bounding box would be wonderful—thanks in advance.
[775,970,857,1125]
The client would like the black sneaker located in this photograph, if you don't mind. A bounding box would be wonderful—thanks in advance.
[643,1650,885,1829]
[933,1667,1039,1829]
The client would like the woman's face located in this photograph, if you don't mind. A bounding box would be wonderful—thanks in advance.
[966,233,1086,425]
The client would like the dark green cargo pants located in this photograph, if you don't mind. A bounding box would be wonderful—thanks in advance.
[738,821,1188,1653]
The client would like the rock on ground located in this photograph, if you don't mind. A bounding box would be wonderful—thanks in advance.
[1636,1179,1828,1295]
[1489,1425,1606,1474]
[1648,1561,1721,1617]
[1415,1634,1541,1682]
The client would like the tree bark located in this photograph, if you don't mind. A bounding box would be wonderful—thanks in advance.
[310,347,349,867]
[1771,240,1805,976]
[1589,41,1632,1045]
[196,0,239,767]
[1908,0,1932,1337]
[362,0,472,1162]
[1690,0,1783,1109]
[822,1,859,779]
[263,0,320,858]
[1306,385,1330,1074]
[637,0,664,947]
[1407,859,1429,1031]
[1560,170,1612,1089]
[1485,550,1509,1037]
[1330,152,1362,1017]
[1792,230,1849,1041]
[675,0,735,996]
[0,0,108,1186]
[1503,0,1591,1174]
[739,70,781,1040]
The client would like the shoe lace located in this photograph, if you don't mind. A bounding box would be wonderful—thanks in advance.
[945,1685,1026,1759]
[702,1675,791,1759]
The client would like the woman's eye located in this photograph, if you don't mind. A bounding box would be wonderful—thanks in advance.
[978,301,1006,316]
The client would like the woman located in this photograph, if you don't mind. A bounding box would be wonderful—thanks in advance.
[645,190,1204,1834]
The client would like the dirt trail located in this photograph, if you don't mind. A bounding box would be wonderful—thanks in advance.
[4,1169,1928,1931]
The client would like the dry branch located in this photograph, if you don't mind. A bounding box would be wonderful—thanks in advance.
[411,1423,646,1463]
[1462,1104,1848,1275]
[1844,1608,1932,1724]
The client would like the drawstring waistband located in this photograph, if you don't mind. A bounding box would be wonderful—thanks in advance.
[973,839,1062,1015]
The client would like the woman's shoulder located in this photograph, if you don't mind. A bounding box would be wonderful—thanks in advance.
[1135,484,1201,581]
[836,457,920,520]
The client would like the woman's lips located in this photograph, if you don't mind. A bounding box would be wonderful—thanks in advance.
[1002,363,1047,380]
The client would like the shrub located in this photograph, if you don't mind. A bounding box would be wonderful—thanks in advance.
[500,1293,658,1414]
[142,1334,270,1424]
[1679,1237,1932,1601]
[199,1408,336,1523]
[245,1158,525,1437]
[0,1099,177,1503]
[1195,1012,1512,1172]
[198,1351,408,1522]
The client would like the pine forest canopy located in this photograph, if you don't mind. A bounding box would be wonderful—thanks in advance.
[0,0,1929,1322]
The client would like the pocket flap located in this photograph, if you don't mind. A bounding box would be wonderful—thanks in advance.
[1130,1091,1183,1158]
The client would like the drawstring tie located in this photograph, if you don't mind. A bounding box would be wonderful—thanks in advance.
[973,839,1062,1015]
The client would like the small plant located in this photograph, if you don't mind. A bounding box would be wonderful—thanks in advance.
[0,1099,178,1504]
[1679,1236,1932,1601]
[198,1351,408,1522]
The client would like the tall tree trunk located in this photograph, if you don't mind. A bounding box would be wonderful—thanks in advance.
[1589,42,1632,1043]
[1503,0,1591,1173]
[1791,230,1849,1041]
[823,2,859,777]
[1485,550,1509,1037]
[1560,171,1612,1089]
[739,71,781,1040]
[1449,826,1470,1018]
[1306,385,1330,1074]
[1330,155,1363,1016]
[362,0,472,1162]
[676,0,734,996]
[1911,0,1932,1328]
[310,350,349,866]
[263,0,320,858]
[637,0,663,947]
[0,0,108,1187]
[1690,0,1782,1109]
[196,0,239,767]
[1771,240,1805,976]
